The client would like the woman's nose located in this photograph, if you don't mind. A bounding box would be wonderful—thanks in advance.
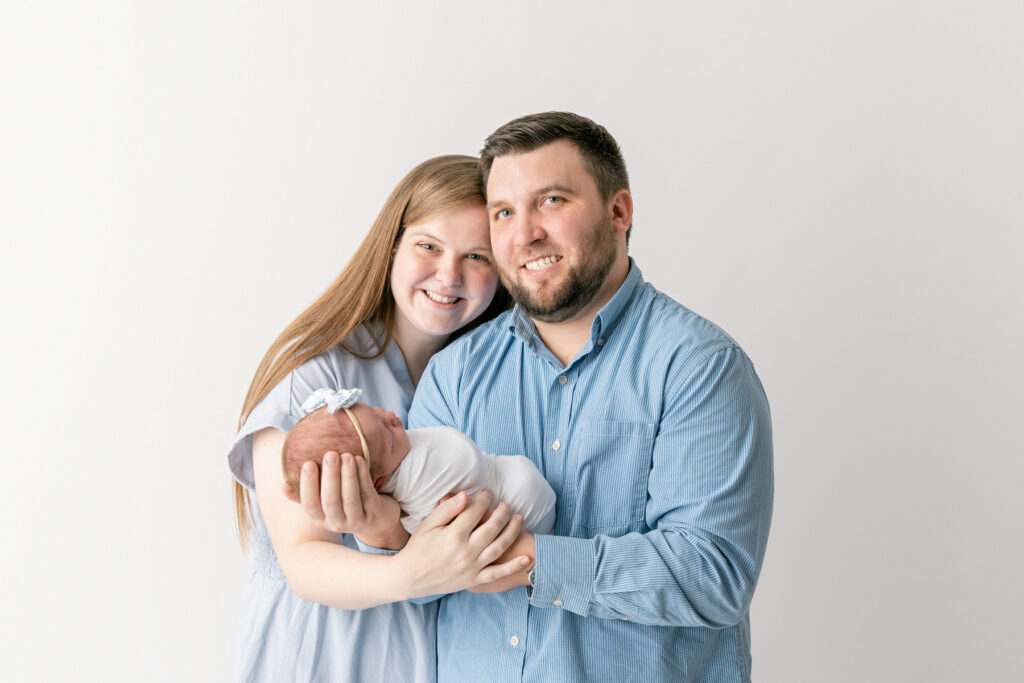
[434,256,462,287]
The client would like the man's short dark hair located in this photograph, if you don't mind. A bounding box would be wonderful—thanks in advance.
[480,111,630,205]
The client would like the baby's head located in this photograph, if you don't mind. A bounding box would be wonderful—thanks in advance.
[282,392,410,495]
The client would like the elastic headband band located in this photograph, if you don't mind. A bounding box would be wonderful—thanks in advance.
[341,407,371,468]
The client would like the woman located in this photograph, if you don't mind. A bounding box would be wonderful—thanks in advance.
[227,155,525,682]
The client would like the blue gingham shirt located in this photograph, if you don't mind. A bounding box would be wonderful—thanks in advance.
[409,261,774,682]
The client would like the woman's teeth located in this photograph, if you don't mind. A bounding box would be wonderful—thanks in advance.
[525,255,561,271]
[425,290,459,304]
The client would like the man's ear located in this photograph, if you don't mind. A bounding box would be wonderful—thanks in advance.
[609,188,633,236]
[282,481,301,504]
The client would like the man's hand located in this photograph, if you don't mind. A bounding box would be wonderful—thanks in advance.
[468,531,535,593]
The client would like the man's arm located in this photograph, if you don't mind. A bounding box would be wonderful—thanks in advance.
[479,346,773,628]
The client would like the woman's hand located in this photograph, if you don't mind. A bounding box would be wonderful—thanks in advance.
[467,531,535,593]
[284,451,409,550]
[393,490,532,599]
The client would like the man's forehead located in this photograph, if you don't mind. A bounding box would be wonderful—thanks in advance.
[487,140,588,195]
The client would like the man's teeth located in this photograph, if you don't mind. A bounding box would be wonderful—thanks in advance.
[524,256,561,271]
[425,290,458,304]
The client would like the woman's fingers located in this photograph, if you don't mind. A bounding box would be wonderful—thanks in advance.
[298,459,325,524]
[318,452,346,531]
[355,456,378,503]
[417,490,469,531]
[471,506,521,563]
[475,553,532,586]
[339,453,365,523]
[446,490,494,535]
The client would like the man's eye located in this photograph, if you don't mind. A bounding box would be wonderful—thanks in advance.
[543,196,562,205]
[496,209,512,219]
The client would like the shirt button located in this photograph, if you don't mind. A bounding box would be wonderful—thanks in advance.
[510,635,520,647]
[552,599,563,606]
[558,374,567,385]
[552,440,561,451]
[597,338,605,346]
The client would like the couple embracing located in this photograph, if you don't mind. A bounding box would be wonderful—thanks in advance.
[227,112,774,682]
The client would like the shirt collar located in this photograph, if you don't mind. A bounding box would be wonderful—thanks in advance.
[507,258,644,350]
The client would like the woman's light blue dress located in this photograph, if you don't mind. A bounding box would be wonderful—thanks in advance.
[227,327,437,683]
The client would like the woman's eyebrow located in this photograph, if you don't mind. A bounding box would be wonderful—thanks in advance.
[404,229,440,241]
[405,229,491,253]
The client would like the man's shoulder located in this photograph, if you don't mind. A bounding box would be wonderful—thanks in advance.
[632,281,741,354]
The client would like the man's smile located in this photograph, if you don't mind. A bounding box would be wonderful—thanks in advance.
[523,255,563,271]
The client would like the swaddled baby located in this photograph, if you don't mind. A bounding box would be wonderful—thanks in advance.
[282,388,556,534]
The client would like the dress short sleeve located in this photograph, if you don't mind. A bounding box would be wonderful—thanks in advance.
[227,355,347,490]
[227,328,415,491]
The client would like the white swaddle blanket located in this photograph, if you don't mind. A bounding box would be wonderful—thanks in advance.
[380,425,556,534]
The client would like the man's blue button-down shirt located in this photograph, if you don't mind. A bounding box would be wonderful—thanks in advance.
[409,261,774,682]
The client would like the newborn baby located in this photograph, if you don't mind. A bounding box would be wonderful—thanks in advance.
[282,388,556,534]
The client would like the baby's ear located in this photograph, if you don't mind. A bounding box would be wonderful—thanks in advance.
[281,481,301,504]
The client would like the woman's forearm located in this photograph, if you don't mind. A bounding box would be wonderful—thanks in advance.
[276,539,412,609]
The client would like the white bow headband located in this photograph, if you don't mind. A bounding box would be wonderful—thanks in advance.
[300,388,370,465]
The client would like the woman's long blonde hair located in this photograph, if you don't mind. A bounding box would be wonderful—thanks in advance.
[233,155,510,550]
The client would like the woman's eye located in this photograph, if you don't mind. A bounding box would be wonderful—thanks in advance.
[466,253,488,263]
[417,243,437,251]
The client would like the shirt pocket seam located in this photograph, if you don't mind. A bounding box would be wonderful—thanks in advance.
[570,419,656,531]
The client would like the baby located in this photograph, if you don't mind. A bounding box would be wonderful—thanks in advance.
[282,388,556,534]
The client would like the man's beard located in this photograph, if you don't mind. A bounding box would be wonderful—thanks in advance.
[499,216,617,324]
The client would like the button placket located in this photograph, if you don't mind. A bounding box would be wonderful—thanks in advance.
[549,371,570,455]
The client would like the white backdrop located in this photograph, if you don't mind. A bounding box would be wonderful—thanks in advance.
[2,2,1022,681]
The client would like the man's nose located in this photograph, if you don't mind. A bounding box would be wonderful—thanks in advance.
[512,209,546,247]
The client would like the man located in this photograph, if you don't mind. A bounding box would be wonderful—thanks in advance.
[408,112,774,682]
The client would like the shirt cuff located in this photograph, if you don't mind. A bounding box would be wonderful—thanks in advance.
[529,534,596,616]
[351,535,399,556]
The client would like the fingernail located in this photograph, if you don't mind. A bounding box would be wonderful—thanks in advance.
[341,453,351,466]
[325,453,338,465]
[520,557,530,566]
[303,462,316,474]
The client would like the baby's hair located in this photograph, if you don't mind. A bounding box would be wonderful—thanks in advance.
[281,405,366,493]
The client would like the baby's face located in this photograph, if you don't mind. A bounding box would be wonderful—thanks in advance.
[348,402,411,486]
